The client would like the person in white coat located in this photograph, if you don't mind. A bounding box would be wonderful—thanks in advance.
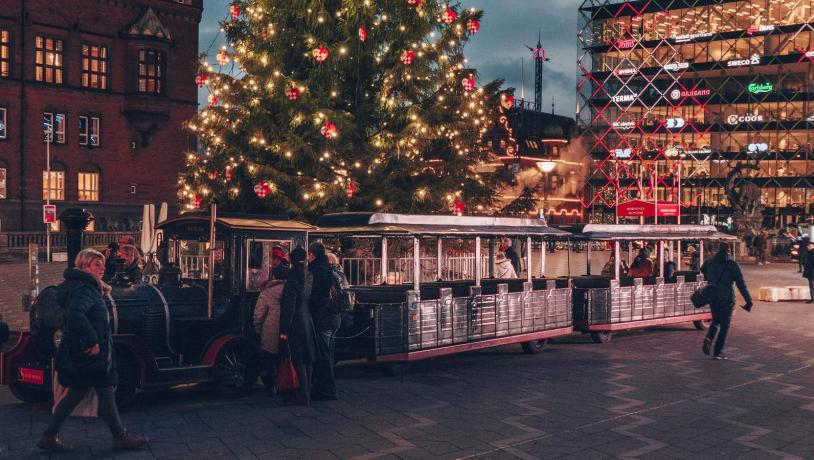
[494,252,517,279]
[253,263,288,394]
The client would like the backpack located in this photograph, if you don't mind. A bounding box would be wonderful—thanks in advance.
[31,281,78,331]
[328,266,356,313]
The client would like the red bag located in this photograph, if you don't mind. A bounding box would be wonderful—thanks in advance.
[275,345,300,393]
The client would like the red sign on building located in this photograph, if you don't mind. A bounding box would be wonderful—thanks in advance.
[616,200,681,217]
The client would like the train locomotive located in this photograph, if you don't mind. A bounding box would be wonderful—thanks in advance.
[0,210,312,405]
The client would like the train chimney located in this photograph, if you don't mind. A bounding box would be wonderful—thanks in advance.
[59,209,94,268]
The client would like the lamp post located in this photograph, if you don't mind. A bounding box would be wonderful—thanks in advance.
[536,160,557,222]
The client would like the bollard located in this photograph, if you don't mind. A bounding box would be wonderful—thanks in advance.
[59,209,94,268]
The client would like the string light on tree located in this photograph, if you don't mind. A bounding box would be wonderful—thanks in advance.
[346,181,357,198]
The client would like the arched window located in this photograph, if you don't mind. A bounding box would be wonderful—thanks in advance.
[43,161,66,201]
[78,164,100,202]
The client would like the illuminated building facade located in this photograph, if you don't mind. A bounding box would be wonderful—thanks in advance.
[578,0,814,227]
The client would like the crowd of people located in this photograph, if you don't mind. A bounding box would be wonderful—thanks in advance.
[252,242,345,406]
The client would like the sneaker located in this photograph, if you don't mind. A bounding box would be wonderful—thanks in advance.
[37,435,73,452]
[702,337,712,356]
[112,430,149,451]
[713,354,728,360]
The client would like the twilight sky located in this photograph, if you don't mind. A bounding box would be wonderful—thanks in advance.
[199,0,581,118]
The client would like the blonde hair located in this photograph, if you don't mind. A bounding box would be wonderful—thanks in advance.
[326,251,339,266]
[75,248,105,269]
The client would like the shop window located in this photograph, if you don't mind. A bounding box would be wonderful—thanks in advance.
[0,29,10,78]
[78,171,99,201]
[81,44,108,90]
[43,112,66,144]
[79,116,100,146]
[34,36,63,84]
[138,49,164,94]
[0,107,6,139]
[43,169,65,201]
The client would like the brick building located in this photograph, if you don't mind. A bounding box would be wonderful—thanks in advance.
[0,0,201,231]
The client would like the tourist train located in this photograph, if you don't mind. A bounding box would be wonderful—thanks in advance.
[0,206,734,405]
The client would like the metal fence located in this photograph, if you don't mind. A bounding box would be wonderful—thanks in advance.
[344,255,492,286]
[374,286,572,355]
[0,231,139,250]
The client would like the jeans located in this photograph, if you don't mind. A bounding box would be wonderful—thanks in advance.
[312,330,337,399]
[44,386,124,437]
[706,302,735,356]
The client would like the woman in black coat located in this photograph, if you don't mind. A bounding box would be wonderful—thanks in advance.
[39,249,148,453]
[279,247,317,405]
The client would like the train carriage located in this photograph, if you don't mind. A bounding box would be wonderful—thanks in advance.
[569,224,737,343]
[312,213,574,367]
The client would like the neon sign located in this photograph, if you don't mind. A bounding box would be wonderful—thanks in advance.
[665,117,685,129]
[615,68,637,76]
[727,54,761,67]
[669,88,711,100]
[611,93,638,103]
[746,25,775,35]
[727,114,764,125]
[663,62,689,72]
[747,82,773,94]
[672,32,712,43]
[615,38,636,49]
[612,121,636,130]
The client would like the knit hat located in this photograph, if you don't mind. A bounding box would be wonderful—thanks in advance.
[271,246,285,260]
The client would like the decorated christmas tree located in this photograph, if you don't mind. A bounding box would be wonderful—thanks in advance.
[181,0,505,219]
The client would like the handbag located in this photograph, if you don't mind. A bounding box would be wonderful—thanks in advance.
[275,343,300,393]
[692,262,725,308]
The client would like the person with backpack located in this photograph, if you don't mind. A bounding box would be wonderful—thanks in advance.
[700,243,753,360]
[307,242,340,401]
[38,248,148,452]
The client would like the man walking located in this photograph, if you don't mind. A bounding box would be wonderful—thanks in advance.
[701,243,753,360]
[803,241,814,304]
[307,242,340,400]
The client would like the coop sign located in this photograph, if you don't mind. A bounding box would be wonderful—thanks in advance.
[672,32,712,43]
[746,25,775,35]
[727,54,762,67]
[669,88,711,100]
[727,113,764,125]
[747,82,773,94]
[611,92,638,103]
[663,61,689,72]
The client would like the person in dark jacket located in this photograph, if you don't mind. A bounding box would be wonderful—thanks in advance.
[279,247,317,406]
[500,238,522,277]
[803,241,814,304]
[307,242,340,401]
[119,245,142,283]
[39,249,148,453]
[700,243,753,360]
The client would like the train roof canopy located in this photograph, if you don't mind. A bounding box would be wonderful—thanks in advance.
[568,224,736,241]
[315,212,570,237]
[157,214,315,232]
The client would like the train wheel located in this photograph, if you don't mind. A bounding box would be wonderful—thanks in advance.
[693,320,711,331]
[9,380,52,404]
[590,331,613,344]
[214,340,258,397]
[115,355,139,408]
[521,339,548,354]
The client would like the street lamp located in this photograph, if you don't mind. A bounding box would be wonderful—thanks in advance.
[536,161,557,222]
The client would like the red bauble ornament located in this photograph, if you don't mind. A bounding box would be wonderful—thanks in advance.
[208,171,219,180]
[285,86,301,101]
[500,94,515,110]
[451,198,465,216]
[461,74,475,92]
[208,94,219,106]
[195,73,208,88]
[321,121,337,139]
[229,2,240,19]
[467,18,480,34]
[442,7,457,24]
[358,25,367,42]
[346,181,357,198]
[254,181,272,198]
[193,194,203,209]
[406,0,422,8]
[217,49,229,66]
[312,45,329,63]
[400,50,415,65]
[225,166,233,181]
[261,27,269,39]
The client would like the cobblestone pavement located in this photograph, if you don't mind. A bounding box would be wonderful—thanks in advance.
[1,260,813,459]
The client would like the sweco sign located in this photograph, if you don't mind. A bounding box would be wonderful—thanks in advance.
[727,114,764,125]
[669,88,711,100]
[726,54,761,67]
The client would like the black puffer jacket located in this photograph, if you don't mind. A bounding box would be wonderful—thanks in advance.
[308,255,340,332]
[700,251,752,306]
[279,266,317,364]
[55,268,118,388]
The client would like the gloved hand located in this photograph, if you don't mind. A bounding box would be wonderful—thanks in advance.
[741,301,753,312]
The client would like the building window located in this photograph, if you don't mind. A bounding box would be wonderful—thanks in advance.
[0,29,10,78]
[79,116,100,146]
[138,49,164,94]
[35,36,63,84]
[0,107,6,139]
[82,44,108,90]
[78,171,99,201]
[0,167,6,199]
[43,170,65,201]
[43,112,66,144]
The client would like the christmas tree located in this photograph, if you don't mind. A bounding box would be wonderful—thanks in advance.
[181,0,504,219]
